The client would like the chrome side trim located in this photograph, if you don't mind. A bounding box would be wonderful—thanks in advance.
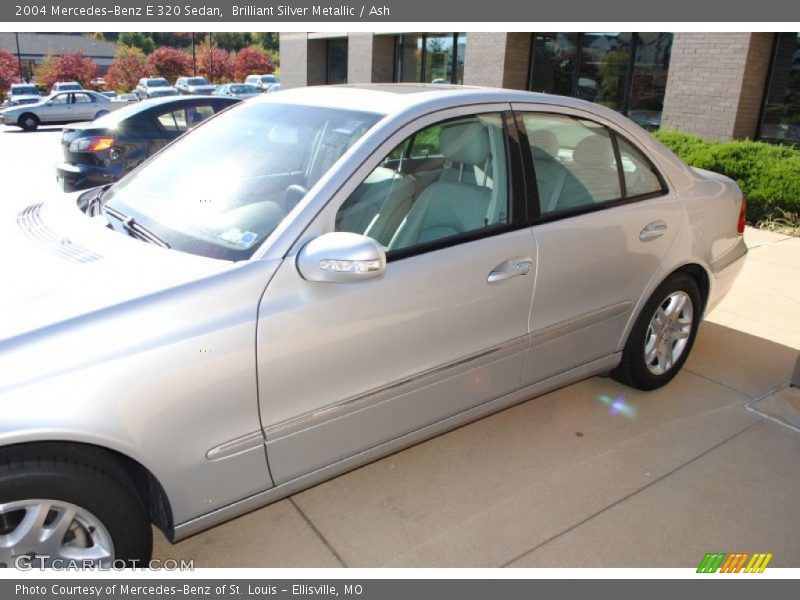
[530,301,633,345]
[264,335,528,439]
[206,431,265,461]
[173,352,621,541]
[710,238,748,275]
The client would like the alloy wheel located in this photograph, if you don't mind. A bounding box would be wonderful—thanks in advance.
[0,499,114,568]
[644,290,693,376]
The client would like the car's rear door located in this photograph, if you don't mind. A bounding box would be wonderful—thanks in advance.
[256,106,537,484]
[514,105,683,384]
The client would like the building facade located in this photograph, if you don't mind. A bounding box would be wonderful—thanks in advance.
[0,32,118,81]
[280,32,800,144]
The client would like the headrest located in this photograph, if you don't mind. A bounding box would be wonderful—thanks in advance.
[529,129,559,158]
[440,122,491,166]
[572,135,615,168]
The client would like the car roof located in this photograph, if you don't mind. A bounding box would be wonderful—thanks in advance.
[260,83,627,122]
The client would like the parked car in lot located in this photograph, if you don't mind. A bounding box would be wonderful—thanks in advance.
[51,81,83,93]
[175,76,216,95]
[0,85,747,566]
[3,83,41,107]
[135,77,179,100]
[56,95,240,191]
[212,83,261,99]
[116,93,139,103]
[245,73,279,91]
[0,90,121,131]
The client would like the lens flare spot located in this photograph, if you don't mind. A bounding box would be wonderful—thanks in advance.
[598,394,637,418]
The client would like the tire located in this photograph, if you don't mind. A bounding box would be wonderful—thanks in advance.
[18,113,39,131]
[94,110,109,119]
[0,444,152,568]
[612,273,702,391]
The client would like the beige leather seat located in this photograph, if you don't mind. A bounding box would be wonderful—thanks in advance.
[336,166,416,245]
[388,121,493,250]
[529,129,594,214]
[569,134,621,203]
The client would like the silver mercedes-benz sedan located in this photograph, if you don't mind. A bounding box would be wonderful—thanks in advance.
[0,84,747,567]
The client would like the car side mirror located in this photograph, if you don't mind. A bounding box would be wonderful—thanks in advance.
[297,232,386,283]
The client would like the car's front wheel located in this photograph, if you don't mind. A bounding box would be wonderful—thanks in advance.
[0,445,152,569]
[17,113,39,131]
[94,110,109,119]
[612,273,702,390]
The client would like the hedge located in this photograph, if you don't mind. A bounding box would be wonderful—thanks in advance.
[653,130,800,224]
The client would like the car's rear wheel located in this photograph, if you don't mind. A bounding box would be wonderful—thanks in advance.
[18,114,39,131]
[0,445,152,568]
[612,273,701,390]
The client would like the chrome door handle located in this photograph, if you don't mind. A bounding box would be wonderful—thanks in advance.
[640,220,667,241]
[488,260,532,283]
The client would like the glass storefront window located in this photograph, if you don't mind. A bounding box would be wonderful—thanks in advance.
[326,38,348,85]
[628,32,672,130]
[528,33,578,96]
[760,33,800,145]
[577,33,633,111]
[528,32,673,130]
[395,33,465,85]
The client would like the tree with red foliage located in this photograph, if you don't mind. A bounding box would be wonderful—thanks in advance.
[233,46,276,82]
[0,48,21,100]
[197,44,234,84]
[37,51,99,90]
[106,46,148,93]
[145,46,192,84]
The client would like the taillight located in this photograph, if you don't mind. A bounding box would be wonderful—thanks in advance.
[737,198,747,236]
[69,137,115,152]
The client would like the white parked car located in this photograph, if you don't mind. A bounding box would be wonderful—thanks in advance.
[3,83,41,107]
[50,81,83,93]
[245,73,279,91]
[0,90,121,131]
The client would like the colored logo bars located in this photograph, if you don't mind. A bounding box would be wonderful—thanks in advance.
[697,553,773,573]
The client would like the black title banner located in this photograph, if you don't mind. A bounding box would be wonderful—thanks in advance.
[4,0,799,22]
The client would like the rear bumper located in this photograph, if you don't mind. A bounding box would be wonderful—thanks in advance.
[706,237,748,314]
[55,161,122,192]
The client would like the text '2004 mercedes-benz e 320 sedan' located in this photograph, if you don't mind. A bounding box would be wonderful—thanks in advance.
[0,84,747,566]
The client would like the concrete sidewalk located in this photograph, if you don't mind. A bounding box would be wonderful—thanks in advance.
[153,227,800,567]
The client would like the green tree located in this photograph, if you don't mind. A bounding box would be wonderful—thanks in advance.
[119,32,155,55]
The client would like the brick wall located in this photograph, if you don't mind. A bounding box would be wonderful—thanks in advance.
[464,32,531,89]
[279,33,309,89]
[661,33,774,140]
[347,33,373,84]
[347,33,394,84]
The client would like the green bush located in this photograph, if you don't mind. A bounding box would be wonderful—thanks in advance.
[654,130,800,225]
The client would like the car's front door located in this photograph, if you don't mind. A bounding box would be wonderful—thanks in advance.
[515,107,683,384]
[256,108,537,484]
[40,92,71,122]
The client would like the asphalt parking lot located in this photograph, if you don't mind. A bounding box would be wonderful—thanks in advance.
[2,124,799,568]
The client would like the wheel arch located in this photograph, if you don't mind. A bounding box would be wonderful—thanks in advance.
[0,440,174,541]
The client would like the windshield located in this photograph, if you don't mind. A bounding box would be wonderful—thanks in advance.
[57,83,81,90]
[231,85,257,94]
[187,78,208,86]
[103,101,381,260]
[12,86,38,95]
[147,79,169,87]
[261,76,277,83]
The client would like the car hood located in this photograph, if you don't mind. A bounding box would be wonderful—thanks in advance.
[0,196,232,342]
[149,87,178,94]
